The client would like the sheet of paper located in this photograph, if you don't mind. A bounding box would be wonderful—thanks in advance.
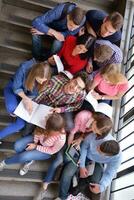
[14,100,38,122]
[53,54,64,73]
[85,91,98,110]
[31,104,53,128]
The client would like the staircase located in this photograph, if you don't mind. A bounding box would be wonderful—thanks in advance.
[0,0,118,199]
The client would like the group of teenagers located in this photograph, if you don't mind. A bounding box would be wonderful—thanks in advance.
[0,2,129,200]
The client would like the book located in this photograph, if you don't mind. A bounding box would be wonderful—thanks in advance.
[14,100,53,128]
[53,54,64,73]
[53,54,73,79]
[65,145,80,166]
[85,91,113,119]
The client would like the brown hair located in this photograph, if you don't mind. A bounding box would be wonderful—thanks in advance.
[100,140,120,156]
[69,7,85,25]
[25,62,51,92]
[46,113,65,133]
[94,45,113,62]
[100,63,126,84]
[34,113,65,136]
[74,71,89,88]
[107,12,123,31]
[92,112,113,139]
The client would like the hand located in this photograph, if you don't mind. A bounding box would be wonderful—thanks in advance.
[22,97,33,115]
[89,183,101,194]
[91,91,102,100]
[48,56,56,66]
[72,137,82,147]
[86,62,93,73]
[31,28,44,35]
[26,143,37,151]
[80,167,89,178]
[79,26,85,36]
[52,30,65,41]
[51,108,61,113]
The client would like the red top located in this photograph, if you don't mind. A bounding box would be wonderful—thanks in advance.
[58,36,88,74]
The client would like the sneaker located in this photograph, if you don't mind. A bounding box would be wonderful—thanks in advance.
[43,182,49,191]
[54,198,62,200]
[19,160,34,176]
[0,160,6,171]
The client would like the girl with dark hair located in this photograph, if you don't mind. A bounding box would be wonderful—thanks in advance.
[0,59,51,141]
[48,34,95,74]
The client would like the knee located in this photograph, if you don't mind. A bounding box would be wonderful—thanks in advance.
[6,102,17,114]
[15,118,25,130]
[14,140,24,153]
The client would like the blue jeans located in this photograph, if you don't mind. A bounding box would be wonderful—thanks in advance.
[0,80,25,140]
[5,135,51,164]
[59,156,78,200]
[44,149,64,183]
[32,34,63,60]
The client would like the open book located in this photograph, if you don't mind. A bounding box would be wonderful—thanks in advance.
[53,54,73,79]
[85,91,113,119]
[14,100,53,128]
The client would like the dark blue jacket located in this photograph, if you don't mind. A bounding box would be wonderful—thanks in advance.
[32,3,85,37]
[86,10,122,45]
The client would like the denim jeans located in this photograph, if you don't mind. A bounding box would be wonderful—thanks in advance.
[72,163,103,200]
[59,156,78,200]
[32,34,63,61]
[5,135,51,165]
[0,80,25,140]
[44,148,64,183]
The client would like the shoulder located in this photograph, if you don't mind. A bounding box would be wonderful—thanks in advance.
[95,39,112,47]
[19,58,36,72]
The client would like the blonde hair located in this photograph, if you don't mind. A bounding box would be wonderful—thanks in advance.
[25,62,51,91]
[100,63,125,84]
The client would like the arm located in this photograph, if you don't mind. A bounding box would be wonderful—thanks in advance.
[99,157,122,192]
[32,4,64,34]
[36,135,65,155]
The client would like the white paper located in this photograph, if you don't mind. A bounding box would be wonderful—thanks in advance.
[31,104,52,128]
[53,54,64,73]
[14,100,39,122]
[14,100,53,128]
[85,91,98,110]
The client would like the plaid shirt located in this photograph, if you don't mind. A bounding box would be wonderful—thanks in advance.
[36,73,86,113]
[94,39,123,68]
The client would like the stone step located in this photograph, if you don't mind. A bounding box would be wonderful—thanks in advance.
[0,27,32,49]
[3,0,52,12]
[0,196,33,200]
[0,63,18,75]
[0,180,58,199]
[1,2,41,23]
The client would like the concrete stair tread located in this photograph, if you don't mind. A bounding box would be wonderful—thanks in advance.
[0,196,33,200]
[0,63,18,75]
[1,3,41,22]
[3,0,52,12]
[0,28,31,47]
[0,42,31,54]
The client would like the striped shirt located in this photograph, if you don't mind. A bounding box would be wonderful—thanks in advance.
[94,39,123,68]
[34,133,66,155]
[36,73,86,112]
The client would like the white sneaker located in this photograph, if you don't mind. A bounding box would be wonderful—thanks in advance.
[43,182,49,191]
[19,160,34,176]
[0,160,6,171]
[54,198,62,200]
